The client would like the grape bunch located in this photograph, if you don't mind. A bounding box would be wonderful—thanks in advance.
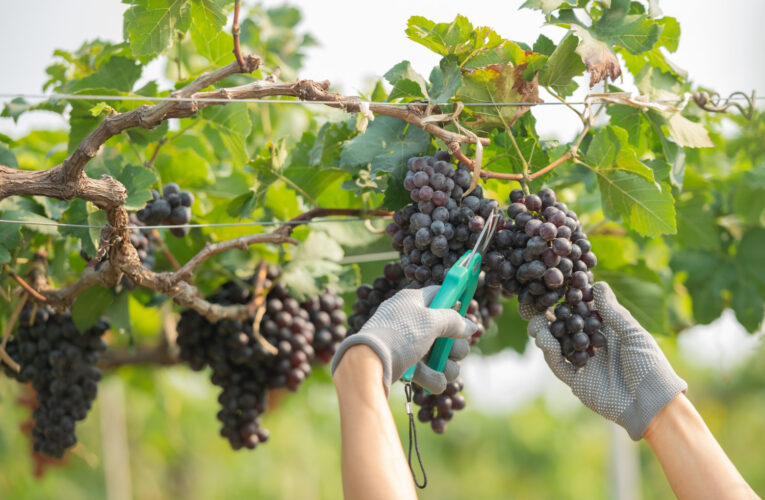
[301,291,347,364]
[347,152,508,433]
[176,266,347,451]
[413,378,466,434]
[128,213,157,270]
[498,188,603,367]
[136,183,194,238]
[2,305,108,458]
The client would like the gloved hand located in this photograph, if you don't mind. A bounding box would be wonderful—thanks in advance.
[332,286,477,396]
[521,282,687,440]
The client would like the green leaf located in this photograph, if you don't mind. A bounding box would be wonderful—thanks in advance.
[732,169,765,226]
[532,34,556,56]
[281,231,347,301]
[730,281,764,333]
[105,291,133,335]
[594,5,662,54]
[1,97,66,123]
[200,105,252,165]
[123,0,192,60]
[585,126,629,168]
[585,158,676,236]
[671,251,728,325]
[456,64,539,131]
[606,105,650,153]
[405,15,505,67]
[0,246,10,264]
[69,56,142,93]
[597,266,669,333]
[72,286,114,331]
[0,144,17,167]
[67,89,122,154]
[538,33,584,97]
[155,148,212,188]
[89,102,117,117]
[190,0,231,65]
[674,193,720,251]
[427,57,462,103]
[59,200,107,256]
[384,61,429,100]
[405,15,476,58]
[382,159,411,211]
[0,222,22,263]
[339,116,430,175]
[389,79,427,101]
[520,0,576,15]
[665,114,714,148]
[0,209,59,236]
[736,227,765,292]
[656,17,681,52]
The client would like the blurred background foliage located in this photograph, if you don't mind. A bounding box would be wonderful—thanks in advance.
[1,339,764,499]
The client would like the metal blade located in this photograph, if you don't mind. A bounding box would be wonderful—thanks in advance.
[460,208,499,267]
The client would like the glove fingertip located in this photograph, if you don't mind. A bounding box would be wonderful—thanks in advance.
[413,362,447,394]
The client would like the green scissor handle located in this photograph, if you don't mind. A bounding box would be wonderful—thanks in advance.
[401,250,482,384]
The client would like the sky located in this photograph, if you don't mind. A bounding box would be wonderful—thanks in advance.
[0,1,763,410]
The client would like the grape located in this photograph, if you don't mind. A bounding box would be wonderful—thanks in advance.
[543,268,564,289]
[3,305,108,458]
[566,314,584,333]
[570,271,588,290]
[136,184,195,238]
[524,194,542,212]
[176,265,346,450]
[539,222,557,241]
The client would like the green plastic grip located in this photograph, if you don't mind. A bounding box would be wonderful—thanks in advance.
[401,250,481,384]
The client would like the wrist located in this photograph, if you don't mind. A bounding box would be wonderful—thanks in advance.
[643,393,701,443]
[333,345,386,395]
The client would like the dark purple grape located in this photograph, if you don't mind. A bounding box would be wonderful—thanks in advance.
[566,314,584,333]
[525,194,542,212]
[509,189,525,203]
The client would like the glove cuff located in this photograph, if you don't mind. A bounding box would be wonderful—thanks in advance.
[619,364,688,440]
[331,329,396,397]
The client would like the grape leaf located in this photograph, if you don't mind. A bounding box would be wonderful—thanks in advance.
[0,144,17,167]
[69,56,142,93]
[155,148,212,187]
[67,89,123,154]
[382,160,411,211]
[428,57,461,103]
[520,0,576,15]
[384,61,429,100]
[532,34,556,56]
[736,228,765,293]
[456,63,540,131]
[1,98,66,123]
[594,2,662,54]
[72,286,114,331]
[606,104,650,153]
[281,231,350,300]
[670,251,728,325]
[405,15,505,67]
[105,291,133,336]
[123,0,192,60]
[674,192,720,251]
[656,17,681,52]
[732,169,765,225]
[730,281,764,333]
[538,32,584,97]
[597,265,669,334]
[339,116,430,176]
[59,200,107,257]
[665,114,714,148]
[585,126,629,168]
[190,0,232,65]
[200,105,252,166]
[0,222,21,264]
[570,25,622,87]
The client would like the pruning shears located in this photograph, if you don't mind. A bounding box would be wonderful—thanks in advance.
[401,209,500,383]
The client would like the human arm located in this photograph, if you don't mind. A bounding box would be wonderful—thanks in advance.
[644,393,759,499]
[525,282,758,499]
[333,345,417,500]
[331,286,476,499]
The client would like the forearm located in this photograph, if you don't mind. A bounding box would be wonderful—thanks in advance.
[333,345,416,500]
[644,394,759,500]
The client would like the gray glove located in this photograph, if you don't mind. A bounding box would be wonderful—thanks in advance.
[522,282,687,440]
[331,286,477,396]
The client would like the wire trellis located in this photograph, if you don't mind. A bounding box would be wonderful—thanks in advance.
[0,91,761,108]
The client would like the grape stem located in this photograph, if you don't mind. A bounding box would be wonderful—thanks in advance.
[5,269,47,302]
[0,294,26,373]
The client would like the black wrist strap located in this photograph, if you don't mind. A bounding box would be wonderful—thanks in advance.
[405,382,427,489]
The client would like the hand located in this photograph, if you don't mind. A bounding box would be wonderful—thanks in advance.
[332,286,477,396]
[521,282,687,440]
